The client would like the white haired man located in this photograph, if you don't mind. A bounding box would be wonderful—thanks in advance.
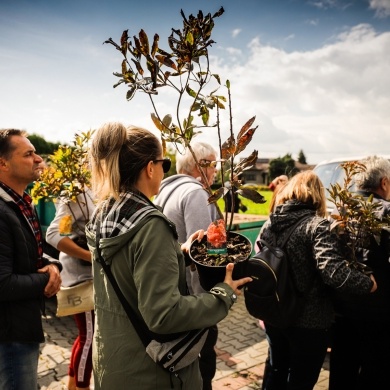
[154,141,219,390]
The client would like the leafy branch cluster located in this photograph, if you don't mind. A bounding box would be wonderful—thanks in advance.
[104,7,265,229]
[328,161,390,270]
[31,131,95,233]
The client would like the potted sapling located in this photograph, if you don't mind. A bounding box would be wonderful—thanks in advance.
[104,7,265,289]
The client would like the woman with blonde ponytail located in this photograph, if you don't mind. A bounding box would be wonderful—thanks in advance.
[86,122,251,389]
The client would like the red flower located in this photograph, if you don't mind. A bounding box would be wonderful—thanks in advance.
[207,219,227,248]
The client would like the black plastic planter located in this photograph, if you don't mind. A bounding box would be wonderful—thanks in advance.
[189,231,252,291]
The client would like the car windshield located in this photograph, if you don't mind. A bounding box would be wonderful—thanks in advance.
[314,161,357,214]
[314,162,357,191]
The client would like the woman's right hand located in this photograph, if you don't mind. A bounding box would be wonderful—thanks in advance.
[223,263,252,295]
[370,274,377,293]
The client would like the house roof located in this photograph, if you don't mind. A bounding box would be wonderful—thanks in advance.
[242,158,315,172]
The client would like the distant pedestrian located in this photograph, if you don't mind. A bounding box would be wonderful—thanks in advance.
[0,129,62,390]
[155,141,219,390]
[46,188,95,390]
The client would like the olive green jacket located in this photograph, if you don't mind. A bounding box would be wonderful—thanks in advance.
[86,207,235,390]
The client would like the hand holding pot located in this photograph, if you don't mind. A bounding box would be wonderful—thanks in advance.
[181,229,205,253]
[223,263,252,295]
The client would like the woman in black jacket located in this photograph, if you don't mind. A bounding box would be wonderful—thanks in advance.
[257,170,377,390]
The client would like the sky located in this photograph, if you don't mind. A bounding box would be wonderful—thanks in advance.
[1,0,389,165]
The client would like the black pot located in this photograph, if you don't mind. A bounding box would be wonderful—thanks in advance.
[189,231,252,291]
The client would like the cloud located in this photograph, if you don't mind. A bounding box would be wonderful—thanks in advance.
[369,0,390,17]
[306,19,319,26]
[308,0,352,11]
[225,47,242,57]
[208,24,390,164]
[1,3,389,167]
[232,28,241,38]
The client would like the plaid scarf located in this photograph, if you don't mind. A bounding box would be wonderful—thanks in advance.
[0,181,43,268]
[93,190,158,239]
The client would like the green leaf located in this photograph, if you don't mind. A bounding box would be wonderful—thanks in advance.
[208,187,228,204]
[186,85,197,98]
[162,114,172,129]
[212,74,221,84]
[191,102,201,111]
[236,188,265,204]
[186,31,194,45]
[126,86,137,101]
[200,106,209,126]
[151,113,164,131]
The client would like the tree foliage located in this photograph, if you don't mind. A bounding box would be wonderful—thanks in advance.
[269,154,298,181]
[29,134,61,156]
[297,149,307,164]
[30,131,95,235]
[31,131,93,204]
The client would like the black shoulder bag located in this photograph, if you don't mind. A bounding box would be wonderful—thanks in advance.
[244,215,312,328]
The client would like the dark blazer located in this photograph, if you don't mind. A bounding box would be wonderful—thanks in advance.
[0,193,62,343]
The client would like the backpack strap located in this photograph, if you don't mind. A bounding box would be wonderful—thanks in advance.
[257,214,313,251]
[279,215,313,249]
[157,179,202,211]
[95,218,151,348]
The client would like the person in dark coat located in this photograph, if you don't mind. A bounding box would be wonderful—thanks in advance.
[329,155,390,390]
[0,129,62,390]
[257,170,376,390]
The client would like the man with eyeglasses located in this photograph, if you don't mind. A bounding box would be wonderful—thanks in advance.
[154,141,219,390]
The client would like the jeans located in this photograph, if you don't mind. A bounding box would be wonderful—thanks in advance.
[264,324,329,390]
[0,342,40,390]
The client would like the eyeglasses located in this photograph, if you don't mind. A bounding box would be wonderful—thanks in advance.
[153,158,171,173]
[199,159,218,168]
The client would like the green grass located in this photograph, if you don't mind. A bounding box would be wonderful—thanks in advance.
[217,189,273,216]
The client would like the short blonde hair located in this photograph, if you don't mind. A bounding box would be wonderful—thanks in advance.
[275,170,326,217]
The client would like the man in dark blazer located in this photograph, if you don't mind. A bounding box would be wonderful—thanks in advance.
[0,129,62,390]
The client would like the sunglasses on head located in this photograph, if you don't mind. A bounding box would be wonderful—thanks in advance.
[153,158,171,173]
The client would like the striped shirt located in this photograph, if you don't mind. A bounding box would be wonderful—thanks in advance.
[0,181,43,268]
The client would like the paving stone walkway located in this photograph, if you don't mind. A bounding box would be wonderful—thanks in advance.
[38,295,329,389]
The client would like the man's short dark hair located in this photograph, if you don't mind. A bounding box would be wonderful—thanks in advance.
[0,129,27,159]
